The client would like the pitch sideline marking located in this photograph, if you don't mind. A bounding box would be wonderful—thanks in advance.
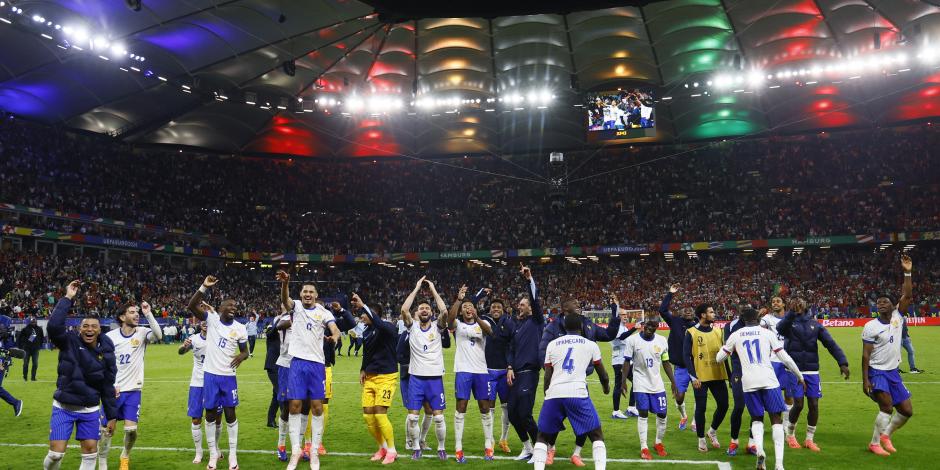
[0,443,731,468]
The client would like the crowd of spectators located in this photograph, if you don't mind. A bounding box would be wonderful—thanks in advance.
[1,119,938,255]
[3,245,938,325]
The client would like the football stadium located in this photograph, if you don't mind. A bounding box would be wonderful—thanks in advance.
[0,1,938,469]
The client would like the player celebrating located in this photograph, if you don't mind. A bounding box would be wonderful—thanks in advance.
[187,276,250,470]
[777,297,850,451]
[179,320,222,464]
[447,285,495,462]
[610,307,638,420]
[724,309,756,457]
[354,293,399,464]
[684,303,729,452]
[479,293,514,454]
[717,308,804,470]
[44,280,118,470]
[863,255,915,456]
[623,315,674,460]
[401,276,450,461]
[507,264,545,461]
[658,284,697,430]
[275,270,341,470]
[760,297,795,412]
[532,313,610,470]
[272,304,293,461]
[98,301,163,470]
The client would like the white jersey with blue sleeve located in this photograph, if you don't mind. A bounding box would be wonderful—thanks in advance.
[189,333,208,387]
[862,311,903,371]
[204,311,248,377]
[759,314,785,364]
[721,326,782,392]
[623,334,669,393]
[610,324,629,366]
[544,335,601,400]
[287,300,335,364]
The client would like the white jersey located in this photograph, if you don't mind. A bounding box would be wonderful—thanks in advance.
[454,320,487,374]
[189,333,208,387]
[610,323,630,366]
[397,319,407,334]
[721,326,783,392]
[204,311,248,377]
[275,313,293,368]
[106,326,157,392]
[408,322,445,377]
[759,314,786,363]
[862,310,903,371]
[623,333,669,393]
[286,300,335,364]
[544,335,601,400]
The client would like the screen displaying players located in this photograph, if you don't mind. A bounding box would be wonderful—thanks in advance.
[585,88,656,142]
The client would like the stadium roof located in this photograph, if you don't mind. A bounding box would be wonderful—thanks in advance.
[2,0,940,158]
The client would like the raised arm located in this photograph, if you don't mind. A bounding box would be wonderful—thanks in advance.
[178,336,193,355]
[426,280,449,329]
[276,270,293,312]
[448,285,467,329]
[521,264,544,324]
[400,276,425,329]
[140,301,163,342]
[476,309,493,336]
[898,255,913,313]
[603,293,621,339]
[659,284,679,323]
[187,276,218,321]
[48,280,81,349]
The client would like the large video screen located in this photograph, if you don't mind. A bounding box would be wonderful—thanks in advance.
[586,88,656,141]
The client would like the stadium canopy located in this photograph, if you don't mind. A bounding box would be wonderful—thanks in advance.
[2,0,940,158]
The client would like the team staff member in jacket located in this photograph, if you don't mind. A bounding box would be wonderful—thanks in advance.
[19,316,44,381]
[658,284,697,430]
[43,280,118,470]
[264,316,282,428]
[355,293,400,464]
[506,264,545,462]
[777,297,850,451]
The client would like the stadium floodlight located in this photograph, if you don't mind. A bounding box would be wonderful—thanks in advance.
[538,89,552,105]
[110,43,127,57]
[714,74,733,89]
[32,14,44,23]
[346,96,364,112]
[746,70,765,87]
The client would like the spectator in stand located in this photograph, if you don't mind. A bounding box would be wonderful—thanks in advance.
[246,314,258,358]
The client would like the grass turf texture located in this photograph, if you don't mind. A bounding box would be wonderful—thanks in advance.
[0,327,936,469]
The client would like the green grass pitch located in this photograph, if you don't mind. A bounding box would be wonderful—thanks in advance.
[0,327,936,469]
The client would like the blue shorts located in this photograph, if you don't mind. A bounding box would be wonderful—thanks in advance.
[635,392,668,415]
[455,372,490,401]
[399,365,410,406]
[745,387,787,418]
[538,397,601,436]
[277,366,290,403]
[288,358,326,401]
[789,373,821,399]
[869,368,911,406]
[487,369,509,403]
[203,372,239,409]
[115,390,141,422]
[674,366,691,391]
[188,387,204,418]
[50,406,101,441]
[407,375,446,411]
[772,362,792,394]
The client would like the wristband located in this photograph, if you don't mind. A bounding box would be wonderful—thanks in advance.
[904,272,912,277]
[199,285,207,293]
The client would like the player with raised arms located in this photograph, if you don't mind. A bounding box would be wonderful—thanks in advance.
[658,284,697,430]
[98,300,163,470]
[43,280,118,470]
[400,276,450,461]
[187,276,249,470]
[447,285,494,462]
[532,313,610,470]
[353,292,400,464]
[863,255,915,456]
[623,315,675,460]
[179,320,223,464]
[275,270,341,470]
[717,307,804,470]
